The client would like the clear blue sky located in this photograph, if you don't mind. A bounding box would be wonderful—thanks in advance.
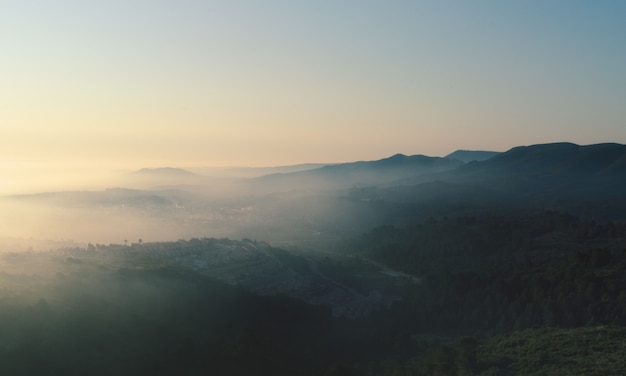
[2,0,625,167]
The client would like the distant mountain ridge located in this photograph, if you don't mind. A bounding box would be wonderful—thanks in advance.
[445,150,500,163]
[7,141,626,245]
[252,153,463,191]
[189,164,329,179]
[456,142,626,176]
[135,167,198,177]
[314,153,462,174]
[128,143,626,183]
[372,142,626,221]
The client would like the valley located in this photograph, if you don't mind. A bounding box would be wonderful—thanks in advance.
[2,142,626,374]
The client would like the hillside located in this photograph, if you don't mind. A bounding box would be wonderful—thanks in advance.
[457,142,626,176]
[397,326,626,376]
[250,153,462,192]
[361,142,626,222]
[477,326,626,376]
[445,150,500,163]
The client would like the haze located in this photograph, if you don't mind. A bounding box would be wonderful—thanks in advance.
[2,1,626,244]
[3,3,626,372]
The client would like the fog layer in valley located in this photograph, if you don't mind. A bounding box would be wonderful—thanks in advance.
[4,143,626,247]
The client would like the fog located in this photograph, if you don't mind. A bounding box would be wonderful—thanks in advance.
[4,144,626,248]
[0,160,131,195]
[0,231,409,374]
[0,160,394,246]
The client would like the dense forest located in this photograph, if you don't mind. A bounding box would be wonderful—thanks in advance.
[354,212,626,333]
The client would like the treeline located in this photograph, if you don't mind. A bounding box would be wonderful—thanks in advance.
[352,212,626,337]
[383,247,626,336]
[357,211,626,276]
[382,326,626,376]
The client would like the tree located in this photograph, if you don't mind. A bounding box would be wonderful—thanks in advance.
[454,337,478,376]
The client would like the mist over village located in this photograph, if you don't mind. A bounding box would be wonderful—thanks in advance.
[2,1,626,375]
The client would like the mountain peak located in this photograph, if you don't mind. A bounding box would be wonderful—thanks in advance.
[445,150,500,163]
[388,153,408,159]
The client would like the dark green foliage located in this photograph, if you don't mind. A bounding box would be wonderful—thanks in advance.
[390,327,626,376]
[0,266,336,375]
[357,212,626,276]
[357,213,626,336]
[477,326,626,375]
[2,210,626,374]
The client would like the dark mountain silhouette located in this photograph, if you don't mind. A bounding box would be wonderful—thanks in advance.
[7,141,626,246]
[450,142,626,187]
[458,142,626,175]
[445,149,500,163]
[252,153,462,191]
[251,142,626,195]
[373,142,626,221]
[311,153,462,177]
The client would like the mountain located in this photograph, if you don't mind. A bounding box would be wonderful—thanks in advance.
[450,142,626,192]
[252,153,463,192]
[459,142,626,175]
[128,167,213,190]
[134,167,198,177]
[445,149,500,163]
[369,142,626,221]
[8,142,626,245]
[190,163,329,178]
[308,153,462,179]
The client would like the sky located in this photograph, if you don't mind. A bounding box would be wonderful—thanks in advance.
[2,0,625,170]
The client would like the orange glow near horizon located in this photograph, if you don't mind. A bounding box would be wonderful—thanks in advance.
[2,1,625,191]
